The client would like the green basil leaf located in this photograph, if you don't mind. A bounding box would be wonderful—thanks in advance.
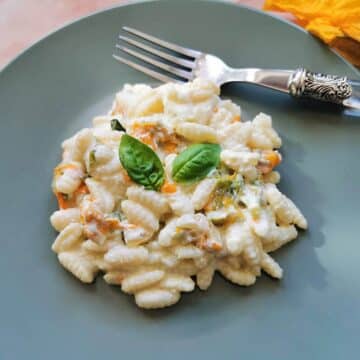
[119,134,165,191]
[111,119,126,132]
[172,143,221,183]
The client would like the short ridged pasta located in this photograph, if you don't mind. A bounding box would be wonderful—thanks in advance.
[82,240,108,253]
[70,128,95,164]
[175,122,218,143]
[121,199,159,233]
[261,252,283,279]
[160,275,195,292]
[92,115,112,128]
[103,271,126,285]
[249,113,282,150]
[126,186,169,217]
[265,184,307,229]
[85,178,115,213]
[123,227,153,247]
[224,222,251,256]
[131,93,164,117]
[52,223,83,253]
[121,270,165,294]
[104,245,149,266]
[209,100,241,129]
[261,224,298,252]
[135,288,180,309]
[174,245,204,259]
[191,178,217,210]
[167,192,194,216]
[158,219,178,247]
[53,162,84,194]
[87,144,122,177]
[92,128,123,148]
[217,260,257,286]
[242,240,262,269]
[196,264,215,290]
[50,78,307,309]
[220,122,252,149]
[221,149,259,180]
[58,251,99,283]
[50,208,81,232]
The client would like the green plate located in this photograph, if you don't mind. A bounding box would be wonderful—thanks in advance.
[1,1,359,358]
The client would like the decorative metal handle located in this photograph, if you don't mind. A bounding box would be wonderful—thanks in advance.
[288,68,352,104]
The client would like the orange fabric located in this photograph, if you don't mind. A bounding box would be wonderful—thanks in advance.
[263,0,360,43]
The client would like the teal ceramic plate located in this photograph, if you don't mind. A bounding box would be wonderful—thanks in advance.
[1,1,359,358]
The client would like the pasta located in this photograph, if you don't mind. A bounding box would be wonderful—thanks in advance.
[121,270,165,294]
[58,252,99,283]
[52,223,83,253]
[135,288,181,309]
[175,122,218,143]
[192,178,217,210]
[50,78,307,309]
[50,208,80,231]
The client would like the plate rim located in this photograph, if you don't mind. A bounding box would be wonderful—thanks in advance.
[1,0,359,76]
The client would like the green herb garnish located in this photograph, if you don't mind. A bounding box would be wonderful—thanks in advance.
[119,134,165,191]
[89,149,96,168]
[172,143,221,183]
[111,119,126,132]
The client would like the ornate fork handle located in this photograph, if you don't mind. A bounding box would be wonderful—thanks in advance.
[288,68,352,104]
[227,67,354,105]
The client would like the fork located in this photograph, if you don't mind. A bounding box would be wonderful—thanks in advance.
[114,26,360,110]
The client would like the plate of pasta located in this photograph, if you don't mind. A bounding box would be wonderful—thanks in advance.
[1,1,359,359]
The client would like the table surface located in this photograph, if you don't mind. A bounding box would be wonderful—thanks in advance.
[0,0,296,70]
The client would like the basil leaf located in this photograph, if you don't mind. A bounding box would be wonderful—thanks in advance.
[111,119,126,132]
[172,143,221,183]
[119,134,165,191]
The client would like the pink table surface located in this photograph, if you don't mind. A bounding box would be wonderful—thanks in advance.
[0,0,296,70]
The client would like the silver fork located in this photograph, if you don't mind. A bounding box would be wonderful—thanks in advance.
[114,26,360,110]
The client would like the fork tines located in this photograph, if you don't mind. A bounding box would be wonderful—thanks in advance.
[113,26,201,83]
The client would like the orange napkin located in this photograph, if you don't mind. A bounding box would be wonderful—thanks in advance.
[263,0,360,67]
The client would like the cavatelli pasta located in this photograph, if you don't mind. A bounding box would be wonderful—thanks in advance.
[196,264,215,290]
[126,186,169,217]
[121,270,165,294]
[50,78,307,309]
[249,113,282,150]
[52,223,83,253]
[69,128,95,164]
[217,260,257,286]
[50,208,81,232]
[265,183,307,229]
[104,245,149,266]
[53,162,84,194]
[135,288,180,309]
[58,251,99,283]
[175,122,218,143]
[121,200,159,233]
[85,178,115,213]
[191,178,217,210]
